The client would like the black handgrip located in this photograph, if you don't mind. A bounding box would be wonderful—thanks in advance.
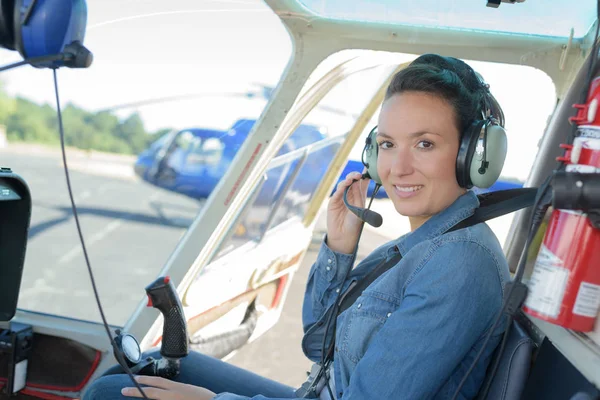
[552,171,600,211]
[145,276,189,359]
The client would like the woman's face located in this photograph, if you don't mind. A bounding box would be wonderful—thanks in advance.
[376,91,466,231]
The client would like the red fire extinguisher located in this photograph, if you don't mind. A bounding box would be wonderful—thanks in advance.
[523,77,600,332]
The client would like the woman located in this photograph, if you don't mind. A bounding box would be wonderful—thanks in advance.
[83,54,510,400]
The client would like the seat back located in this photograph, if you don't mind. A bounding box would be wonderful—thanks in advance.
[477,320,535,400]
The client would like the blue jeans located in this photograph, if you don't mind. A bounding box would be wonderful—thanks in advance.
[82,350,297,400]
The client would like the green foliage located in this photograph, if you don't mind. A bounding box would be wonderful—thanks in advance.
[0,81,16,123]
[6,97,58,145]
[0,81,170,154]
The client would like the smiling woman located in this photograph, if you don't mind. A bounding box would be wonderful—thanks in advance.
[374,56,502,231]
[376,92,465,231]
[2,0,599,398]
[83,53,514,400]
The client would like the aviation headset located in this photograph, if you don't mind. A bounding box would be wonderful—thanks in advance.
[0,0,92,69]
[362,54,508,189]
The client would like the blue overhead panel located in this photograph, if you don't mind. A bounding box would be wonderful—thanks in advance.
[297,0,597,38]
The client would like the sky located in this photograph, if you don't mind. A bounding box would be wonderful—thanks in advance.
[0,0,291,130]
[300,0,596,38]
[0,0,559,181]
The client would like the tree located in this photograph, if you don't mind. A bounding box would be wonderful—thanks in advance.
[0,90,173,154]
[115,112,154,154]
[0,80,16,125]
[6,98,57,144]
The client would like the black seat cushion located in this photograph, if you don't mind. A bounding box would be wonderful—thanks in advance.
[477,320,535,400]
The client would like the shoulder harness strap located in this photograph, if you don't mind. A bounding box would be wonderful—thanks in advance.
[336,188,538,316]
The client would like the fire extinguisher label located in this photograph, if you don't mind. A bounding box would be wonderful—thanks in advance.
[573,282,600,317]
[578,126,600,139]
[525,245,569,319]
[566,165,600,173]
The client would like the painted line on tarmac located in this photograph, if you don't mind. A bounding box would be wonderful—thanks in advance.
[58,192,162,264]
[58,218,125,264]
[76,190,92,202]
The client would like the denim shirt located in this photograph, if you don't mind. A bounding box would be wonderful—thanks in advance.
[215,191,510,400]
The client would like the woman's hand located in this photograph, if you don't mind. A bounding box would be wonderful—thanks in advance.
[327,171,369,254]
[122,376,217,400]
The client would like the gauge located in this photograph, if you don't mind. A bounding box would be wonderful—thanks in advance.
[114,330,142,367]
[121,334,142,364]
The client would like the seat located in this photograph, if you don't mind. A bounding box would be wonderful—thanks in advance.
[476,319,535,400]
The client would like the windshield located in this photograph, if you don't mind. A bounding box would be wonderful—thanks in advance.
[0,0,291,326]
[0,0,561,329]
[298,0,597,38]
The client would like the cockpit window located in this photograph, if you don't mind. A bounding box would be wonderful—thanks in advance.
[298,0,597,38]
[149,130,176,153]
[186,137,225,166]
[174,131,195,151]
[0,0,564,329]
[2,0,291,325]
[213,54,394,258]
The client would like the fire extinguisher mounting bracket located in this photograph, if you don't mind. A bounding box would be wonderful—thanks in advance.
[503,281,529,316]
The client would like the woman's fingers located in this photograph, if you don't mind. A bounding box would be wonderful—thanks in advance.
[348,170,363,179]
[134,376,175,389]
[121,377,217,400]
[121,376,176,398]
[347,172,368,203]
[331,171,362,202]
[122,385,167,399]
[338,171,364,194]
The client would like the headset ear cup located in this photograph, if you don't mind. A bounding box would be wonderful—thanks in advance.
[456,120,484,188]
[469,123,507,188]
[15,0,87,60]
[13,0,25,57]
[0,0,16,50]
[362,128,381,185]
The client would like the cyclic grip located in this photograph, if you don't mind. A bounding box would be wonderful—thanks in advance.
[145,276,189,359]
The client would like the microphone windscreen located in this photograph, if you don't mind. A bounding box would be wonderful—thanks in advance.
[362,209,383,228]
[343,180,383,228]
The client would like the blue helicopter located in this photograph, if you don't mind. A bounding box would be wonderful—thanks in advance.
[134,116,523,204]
[133,118,388,201]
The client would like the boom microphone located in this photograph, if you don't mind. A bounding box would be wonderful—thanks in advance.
[0,41,93,72]
[343,179,383,228]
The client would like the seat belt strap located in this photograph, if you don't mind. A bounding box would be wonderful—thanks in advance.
[336,188,537,316]
[318,188,539,384]
[448,188,538,232]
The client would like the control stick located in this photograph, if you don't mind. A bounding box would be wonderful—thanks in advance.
[144,276,189,378]
[107,276,189,379]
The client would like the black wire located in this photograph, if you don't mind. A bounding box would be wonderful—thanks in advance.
[306,180,375,398]
[52,69,149,400]
[452,8,600,397]
[318,218,365,367]
[319,182,375,367]
[325,365,335,400]
[478,314,512,399]
[450,175,553,400]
